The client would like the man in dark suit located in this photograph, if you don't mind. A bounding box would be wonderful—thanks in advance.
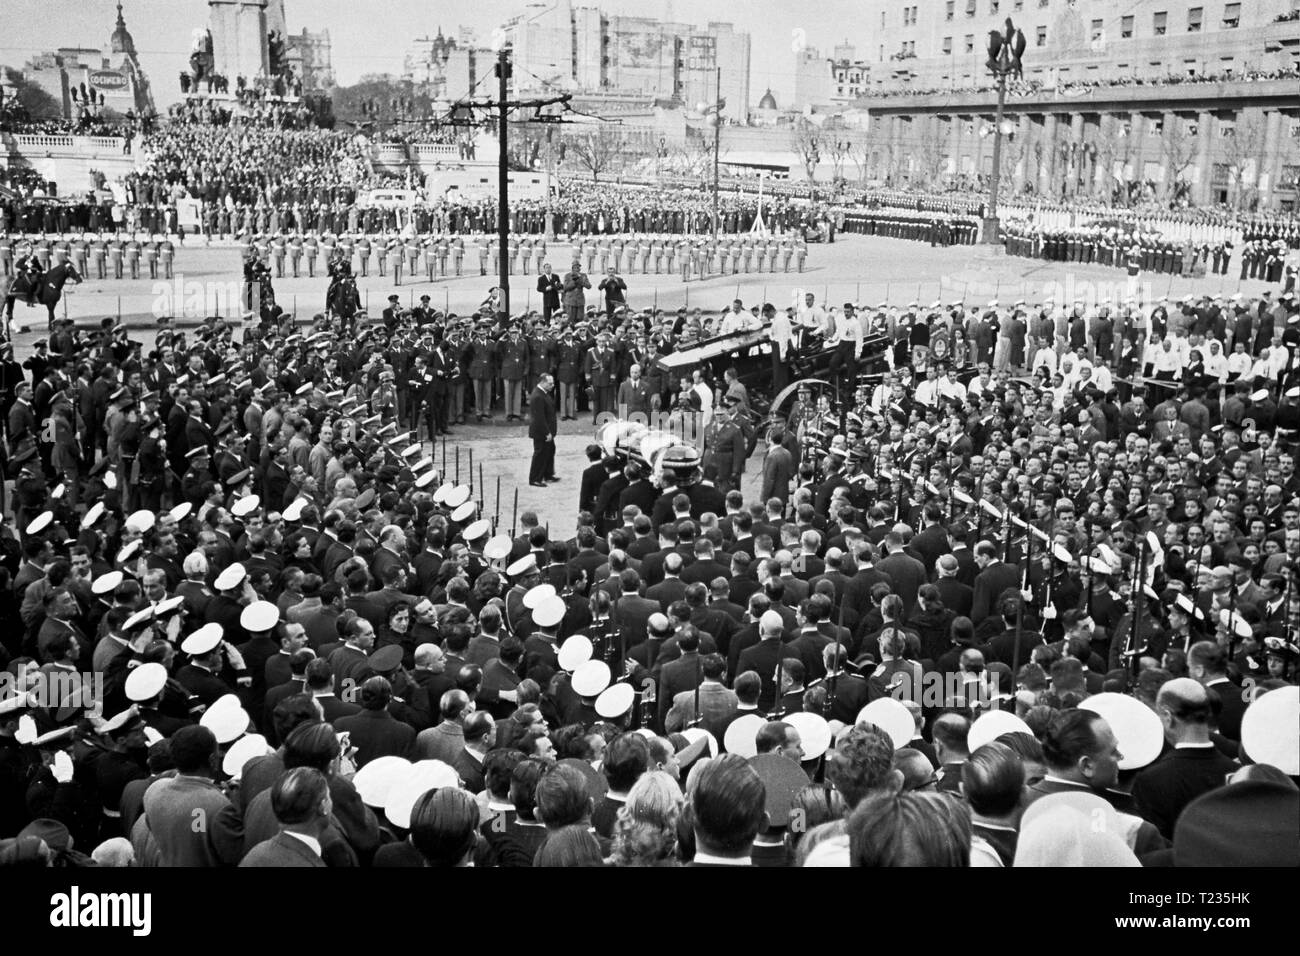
[657,629,707,731]
[239,768,330,868]
[686,753,766,866]
[536,262,562,322]
[528,373,558,487]
[933,554,974,618]
[736,610,788,712]
[304,659,360,724]
[909,503,952,572]
[451,711,494,793]
[876,532,928,619]
[1131,678,1238,840]
[1188,641,1247,741]
[970,540,1020,625]
[1024,708,1167,857]
[842,547,894,622]
[646,553,688,611]
[611,569,659,642]
[333,677,416,767]
[579,444,607,514]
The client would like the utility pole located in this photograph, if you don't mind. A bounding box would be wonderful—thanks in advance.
[983,18,1026,244]
[712,66,721,246]
[496,47,511,319]
[441,46,571,319]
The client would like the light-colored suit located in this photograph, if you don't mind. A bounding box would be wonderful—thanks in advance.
[664,680,739,740]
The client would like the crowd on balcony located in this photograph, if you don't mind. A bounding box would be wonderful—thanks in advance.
[863,65,1300,101]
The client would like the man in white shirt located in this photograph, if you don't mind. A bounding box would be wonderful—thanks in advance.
[1226,342,1252,380]
[827,303,863,390]
[1152,338,1182,379]
[720,298,758,335]
[796,292,831,339]
[1203,340,1229,384]
[769,304,794,391]
[1031,342,1058,376]
[913,366,940,408]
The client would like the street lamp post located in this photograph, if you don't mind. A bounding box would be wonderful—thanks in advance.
[983,18,1026,244]
[697,66,725,247]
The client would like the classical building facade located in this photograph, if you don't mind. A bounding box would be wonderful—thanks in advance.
[848,0,1300,209]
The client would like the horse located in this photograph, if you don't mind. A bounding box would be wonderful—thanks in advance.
[326,274,361,319]
[3,261,82,331]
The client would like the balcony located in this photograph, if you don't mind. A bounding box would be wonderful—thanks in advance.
[854,76,1300,115]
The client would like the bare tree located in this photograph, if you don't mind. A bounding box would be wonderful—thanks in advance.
[1222,116,1264,211]
[916,120,947,188]
[569,124,625,182]
[789,116,821,183]
[846,137,871,183]
[826,137,851,183]
[1159,116,1196,201]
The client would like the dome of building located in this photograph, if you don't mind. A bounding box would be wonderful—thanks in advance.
[110,3,137,57]
[758,88,778,111]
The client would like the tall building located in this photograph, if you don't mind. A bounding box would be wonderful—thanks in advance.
[507,2,752,120]
[286,29,334,92]
[794,46,835,111]
[402,30,487,101]
[20,3,155,121]
[850,0,1300,208]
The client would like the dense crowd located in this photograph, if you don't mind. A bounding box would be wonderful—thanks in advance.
[0,243,1295,867]
[861,65,1300,101]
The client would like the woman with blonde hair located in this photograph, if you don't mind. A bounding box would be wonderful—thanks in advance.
[609,770,683,867]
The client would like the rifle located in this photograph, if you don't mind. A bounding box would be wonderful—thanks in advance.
[1010,512,1031,683]
[1124,536,1148,677]
[494,475,501,533]
[770,653,786,720]
[510,486,518,539]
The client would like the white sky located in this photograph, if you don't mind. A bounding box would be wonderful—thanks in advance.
[2,0,871,109]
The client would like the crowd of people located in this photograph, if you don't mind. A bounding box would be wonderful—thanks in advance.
[857,65,1300,102]
[0,230,1294,866]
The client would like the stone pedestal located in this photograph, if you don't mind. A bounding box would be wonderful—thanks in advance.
[209,0,269,82]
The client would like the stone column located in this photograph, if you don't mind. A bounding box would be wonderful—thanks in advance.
[1014,113,1031,193]
[1042,113,1059,196]
[1259,108,1283,208]
[1193,110,1214,206]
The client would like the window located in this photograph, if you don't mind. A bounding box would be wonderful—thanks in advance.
[1121,15,1134,37]
[1187,7,1203,32]
[990,1,999,12]
[1153,11,1167,35]
[1151,118,1163,134]
[946,0,955,21]
[1211,163,1231,186]
[1222,3,1240,28]
[1280,165,1300,188]
[965,34,975,53]
[1219,119,1236,138]
[943,36,953,54]
[1091,19,1104,41]
[1036,25,1047,45]
[966,0,976,17]
[1014,0,1023,9]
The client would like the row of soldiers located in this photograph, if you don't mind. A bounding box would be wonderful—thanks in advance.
[841,211,981,246]
[0,234,177,281]
[1000,224,1262,278]
[233,233,811,283]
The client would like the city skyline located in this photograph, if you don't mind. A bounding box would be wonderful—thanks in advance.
[1,0,874,110]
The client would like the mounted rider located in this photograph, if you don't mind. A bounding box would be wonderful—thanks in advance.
[12,244,43,305]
